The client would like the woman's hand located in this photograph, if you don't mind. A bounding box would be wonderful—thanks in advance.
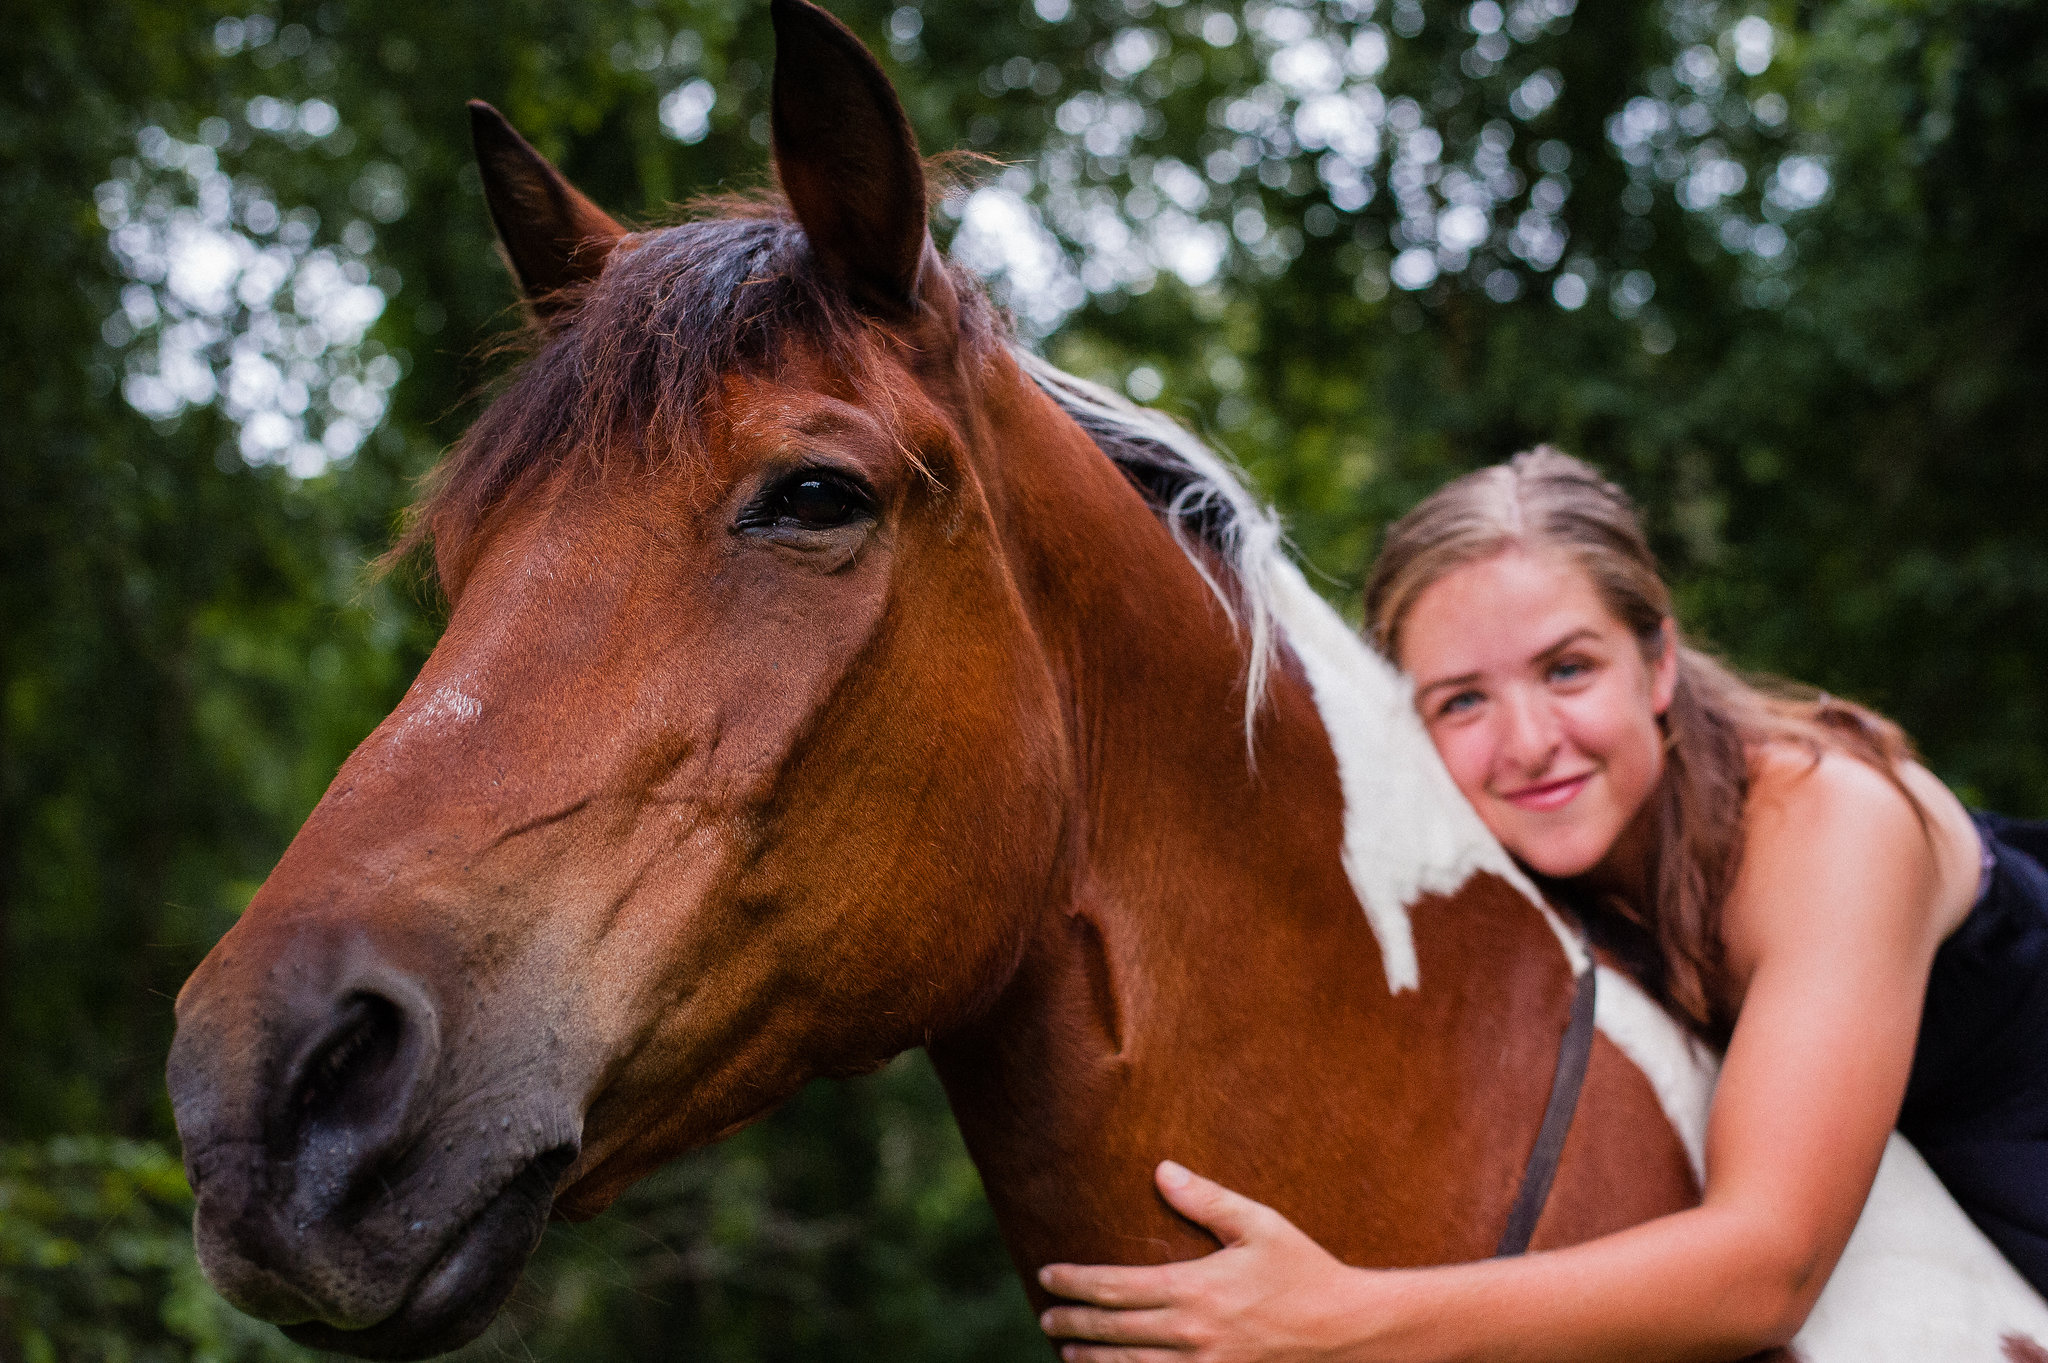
[1037,1160,1392,1363]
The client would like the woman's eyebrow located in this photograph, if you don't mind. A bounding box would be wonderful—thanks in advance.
[1414,670,1482,703]
[1530,627,1599,664]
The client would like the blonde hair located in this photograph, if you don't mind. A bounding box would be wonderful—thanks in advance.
[1365,447,1917,1042]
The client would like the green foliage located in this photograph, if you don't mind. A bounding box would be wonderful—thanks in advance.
[0,1138,316,1362]
[4,0,2045,1355]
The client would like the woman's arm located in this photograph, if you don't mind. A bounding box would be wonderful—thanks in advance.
[1039,752,1962,1363]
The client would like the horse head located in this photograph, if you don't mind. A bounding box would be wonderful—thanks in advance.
[168,3,1092,1354]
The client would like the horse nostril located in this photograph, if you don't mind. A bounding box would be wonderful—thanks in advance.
[282,991,416,1162]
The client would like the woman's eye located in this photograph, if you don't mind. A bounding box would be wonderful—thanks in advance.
[1438,690,1483,718]
[742,470,875,533]
[1548,658,1591,684]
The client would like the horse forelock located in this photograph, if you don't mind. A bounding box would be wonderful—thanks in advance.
[403,196,1004,585]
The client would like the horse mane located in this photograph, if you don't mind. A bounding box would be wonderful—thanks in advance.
[1013,349,1284,738]
[405,193,1283,731]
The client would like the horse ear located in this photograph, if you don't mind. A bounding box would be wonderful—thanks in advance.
[467,101,626,321]
[769,0,930,314]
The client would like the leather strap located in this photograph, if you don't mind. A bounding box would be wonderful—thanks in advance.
[1495,920,1598,1258]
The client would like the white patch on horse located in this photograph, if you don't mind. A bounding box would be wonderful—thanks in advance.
[1265,560,1580,991]
[1795,1135,2048,1357]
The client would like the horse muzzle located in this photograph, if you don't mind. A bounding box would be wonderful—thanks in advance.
[168,918,580,1360]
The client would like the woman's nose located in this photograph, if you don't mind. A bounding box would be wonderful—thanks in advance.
[1496,687,1562,771]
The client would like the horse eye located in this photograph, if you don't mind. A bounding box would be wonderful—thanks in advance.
[743,469,875,533]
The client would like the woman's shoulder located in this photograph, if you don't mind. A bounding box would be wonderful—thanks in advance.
[1739,742,1935,892]
[1744,732,1966,839]
[1723,741,1980,973]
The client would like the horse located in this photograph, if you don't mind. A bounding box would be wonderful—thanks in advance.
[165,1,2048,1358]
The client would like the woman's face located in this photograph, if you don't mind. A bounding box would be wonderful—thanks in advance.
[1398,546,1676,881]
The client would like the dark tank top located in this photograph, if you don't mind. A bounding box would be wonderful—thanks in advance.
[1897,811,2048,1296]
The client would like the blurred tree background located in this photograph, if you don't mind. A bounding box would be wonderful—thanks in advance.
[3,0,2043,1356]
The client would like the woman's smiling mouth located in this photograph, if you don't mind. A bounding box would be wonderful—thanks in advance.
[1499,771,1594,812]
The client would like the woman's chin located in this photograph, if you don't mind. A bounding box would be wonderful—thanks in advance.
[1499,828,1609,882]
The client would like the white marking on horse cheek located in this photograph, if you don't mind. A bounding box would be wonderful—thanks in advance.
[439,688,484,724]
[385,683,486,755]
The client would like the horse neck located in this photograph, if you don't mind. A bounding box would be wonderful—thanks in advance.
[926,358,1580,1275]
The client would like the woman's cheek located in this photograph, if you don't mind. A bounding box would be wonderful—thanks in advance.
[1567,677,1661,809]
[1429,722,1495,805]
[1567,678,1636,757]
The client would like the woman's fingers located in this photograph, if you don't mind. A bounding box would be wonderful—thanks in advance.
[1155,1160,1279,1246]
[1039,1260,1180,1308]
[1057,1347,1183,1363]
[1041,1304,1191,1347]
[1035,1166,1356,1362]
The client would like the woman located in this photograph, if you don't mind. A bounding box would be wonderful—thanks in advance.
[1039,448,2048,1361]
